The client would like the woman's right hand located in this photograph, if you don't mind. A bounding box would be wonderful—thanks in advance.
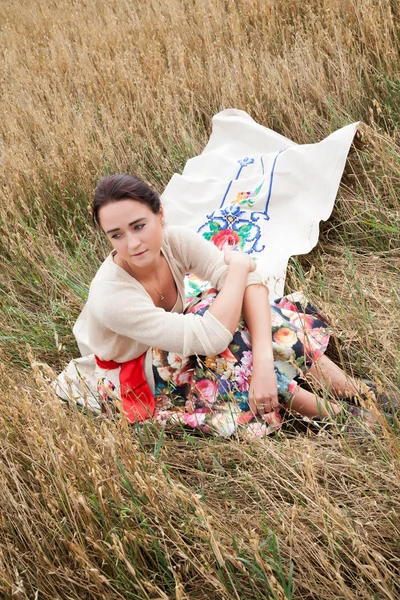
[224,247,256,272]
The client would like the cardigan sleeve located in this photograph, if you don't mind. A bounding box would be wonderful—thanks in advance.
[90,281,233,358]
[169,226,266,290]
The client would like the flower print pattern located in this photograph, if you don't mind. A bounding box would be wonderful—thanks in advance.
[150,289,331,438]
[208,405,240,437]
[167,353,185,369]
[204,355,236,380]
[219,347,237,363]
[152,348,164,367]
[270,310,285,327]
[242,420,280,440]
[240,329,252,348]
[276,298,298,312]
[290,313,315,330]
[234,350,253,393]
[97,377,119,419]
[274,360,297,382]
[172,367,194,387]
[180,411,208,429]
[236,411,254,426]
[273,327,298,347]
[158,366,173,382]
[185,274,212,305]
[154,394,173,411]
[185,289,217,316]
[308,327,331,346]
[271,342,295,362]
[194,379,218,406]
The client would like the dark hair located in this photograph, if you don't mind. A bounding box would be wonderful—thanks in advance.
[92,174,161,227]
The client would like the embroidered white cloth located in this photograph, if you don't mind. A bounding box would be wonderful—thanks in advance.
[162,109,358,299]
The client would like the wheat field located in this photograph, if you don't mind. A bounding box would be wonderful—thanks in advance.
[0,0,399,598]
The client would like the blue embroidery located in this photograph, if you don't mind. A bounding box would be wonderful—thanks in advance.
[265,149,285,219]
[220,180,233,208]
[198,205,265,253]
[236,157,255,178]
[198,151,285,254]
[219,157,255,208]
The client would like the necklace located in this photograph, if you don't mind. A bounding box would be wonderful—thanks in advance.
[125,257,165,301]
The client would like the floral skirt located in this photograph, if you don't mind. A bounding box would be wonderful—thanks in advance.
[151,289,331,439]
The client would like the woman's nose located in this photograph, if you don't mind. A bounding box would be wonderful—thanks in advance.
[127,233,141,251]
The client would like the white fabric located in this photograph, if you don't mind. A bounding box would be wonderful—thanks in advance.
[54,354,113,413]
[54,349,155,414]
[162,109,358,299]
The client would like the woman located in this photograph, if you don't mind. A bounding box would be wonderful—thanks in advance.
[63,173,376,438]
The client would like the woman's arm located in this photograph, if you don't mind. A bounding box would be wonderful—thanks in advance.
[208,249,255,334]
[91,282,232,358]
[91,253,254,358]
[242,284,279,415]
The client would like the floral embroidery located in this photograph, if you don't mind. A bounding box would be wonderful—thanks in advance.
[197,151,284,253]
[231,180,265,207]
[198,205,266,253]
[184,152,287,296]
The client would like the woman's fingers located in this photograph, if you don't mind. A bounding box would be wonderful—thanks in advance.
[251,395,277,415]
[261,399,274,413]
[248,255,256,272]
[224,247,256,272]
[271,396,279,410]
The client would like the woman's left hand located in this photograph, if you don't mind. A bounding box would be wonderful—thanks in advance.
[249,366,280,415]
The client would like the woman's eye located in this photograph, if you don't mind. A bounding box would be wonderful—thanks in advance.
[111,233,121,239]
[135,224,145,231]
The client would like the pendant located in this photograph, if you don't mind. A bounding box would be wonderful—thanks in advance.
[160,293,165,301]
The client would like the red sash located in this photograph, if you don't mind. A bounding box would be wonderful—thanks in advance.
[94,354,155,423]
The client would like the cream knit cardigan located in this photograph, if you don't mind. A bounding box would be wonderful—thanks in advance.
[73,226,265,386]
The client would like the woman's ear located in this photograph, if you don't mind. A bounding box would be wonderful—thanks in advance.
[159,205,165,226]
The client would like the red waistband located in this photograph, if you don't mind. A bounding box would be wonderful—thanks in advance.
[95,353,155,424]
[95,356,121,369]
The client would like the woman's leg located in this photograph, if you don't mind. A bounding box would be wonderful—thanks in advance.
[288,385,341,418]
[304,355,361,398]
[288,385,376,428]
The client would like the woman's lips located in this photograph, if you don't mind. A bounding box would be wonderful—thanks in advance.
[133,250,147,257]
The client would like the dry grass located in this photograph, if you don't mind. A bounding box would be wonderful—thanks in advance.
[0,0,399,598]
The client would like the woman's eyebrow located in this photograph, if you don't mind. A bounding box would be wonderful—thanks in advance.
[106,218,146,234]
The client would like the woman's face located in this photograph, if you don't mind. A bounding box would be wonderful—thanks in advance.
[98,199,164,271]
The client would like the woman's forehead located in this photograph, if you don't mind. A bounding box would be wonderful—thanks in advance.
[99,199,151,229]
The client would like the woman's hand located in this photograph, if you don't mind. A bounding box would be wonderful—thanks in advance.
[248,365,280,415]
[224,247,256,272]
